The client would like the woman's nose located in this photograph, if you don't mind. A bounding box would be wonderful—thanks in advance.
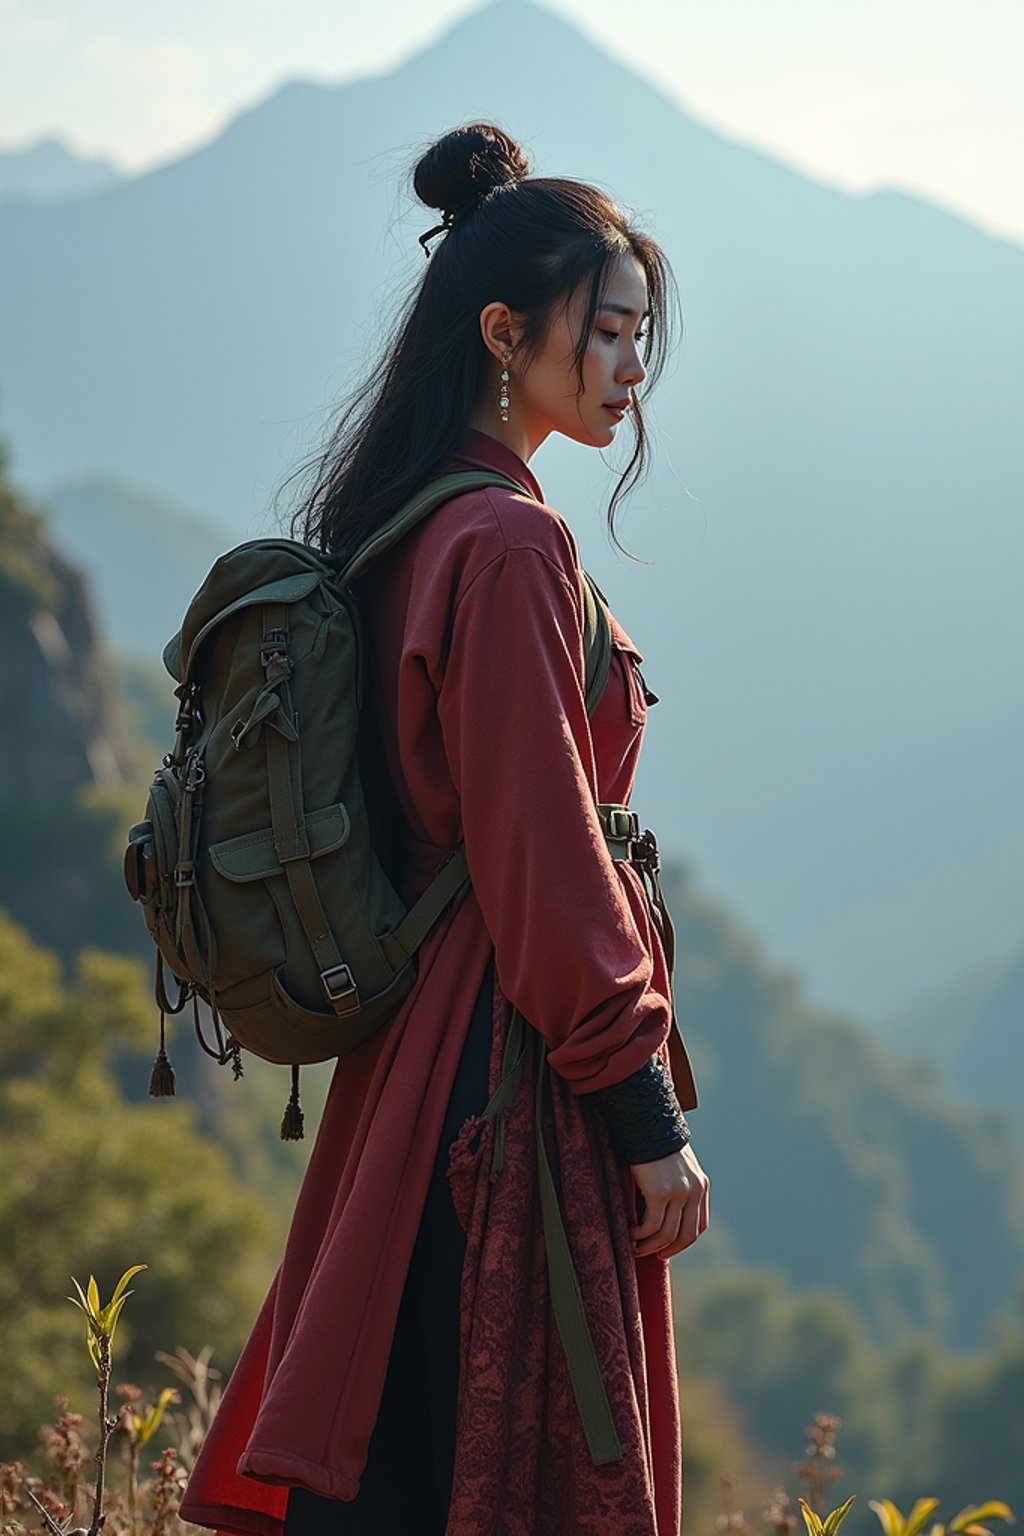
[621,341,646,388]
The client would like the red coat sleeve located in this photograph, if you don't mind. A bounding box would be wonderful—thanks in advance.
[437,541,674,1093]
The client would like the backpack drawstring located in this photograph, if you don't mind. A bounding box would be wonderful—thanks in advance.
[148,954,187,1099]
[148,1009,177,1098]
[280,1064,305,1141]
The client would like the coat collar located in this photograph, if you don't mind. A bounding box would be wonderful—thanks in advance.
[448,427,544,505]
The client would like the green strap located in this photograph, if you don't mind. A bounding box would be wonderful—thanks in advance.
[474,1006,623,1466]
[383,847,470,966]
[580,570,612,715]
[259,609,356,1014]
[173,755,219,987]
[337,471,528,588]
[265,724,364,1016]
[533,1032,624,1466]
[378,550,610,974]
[478,1006,528,1179]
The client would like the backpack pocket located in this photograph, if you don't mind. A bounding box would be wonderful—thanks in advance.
[205,802,352,997]
[208,801,351,881]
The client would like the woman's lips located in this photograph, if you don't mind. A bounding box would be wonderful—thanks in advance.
[604,404,627,420]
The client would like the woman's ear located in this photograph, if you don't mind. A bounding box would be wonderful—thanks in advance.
[478,301,522,362]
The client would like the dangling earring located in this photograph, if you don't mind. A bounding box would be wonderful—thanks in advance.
[498,350,511,422]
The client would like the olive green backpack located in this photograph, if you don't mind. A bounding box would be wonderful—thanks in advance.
[124,470,612,1138]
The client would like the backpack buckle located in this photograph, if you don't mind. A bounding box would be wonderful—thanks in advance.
[261,629,290,668]
[595,804,635,854]
[321,963,361,1016]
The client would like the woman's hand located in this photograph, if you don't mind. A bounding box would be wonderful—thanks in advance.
[629,1143,709,1259]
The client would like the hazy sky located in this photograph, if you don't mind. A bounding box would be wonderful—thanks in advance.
[2,0,1022,245]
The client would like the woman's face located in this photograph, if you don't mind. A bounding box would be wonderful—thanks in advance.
[475,251,650,460]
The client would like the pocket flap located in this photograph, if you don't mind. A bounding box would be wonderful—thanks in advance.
[608,612,644,662]
[210,802,351,882]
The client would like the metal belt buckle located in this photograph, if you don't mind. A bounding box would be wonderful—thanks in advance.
[321,963,361,1016]
[604,806,639,842]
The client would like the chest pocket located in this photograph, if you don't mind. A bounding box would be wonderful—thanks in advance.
[608,615,659,728]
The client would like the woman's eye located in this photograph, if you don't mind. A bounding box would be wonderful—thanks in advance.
[596,326,649,344]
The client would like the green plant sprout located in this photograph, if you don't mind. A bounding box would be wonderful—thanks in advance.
[869,1498,1015,1536]
[798,1492,858,1536]
[117,1384,179,1531]
[68,1267,147,1376]
[59,1265,148,1536]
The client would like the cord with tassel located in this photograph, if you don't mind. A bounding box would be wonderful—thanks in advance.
[148,1011,176,1098]
[280,1064,304,1141]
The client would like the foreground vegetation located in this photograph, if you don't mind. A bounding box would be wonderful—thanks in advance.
[0,911,275,1456]
[0,1268,1013,1536]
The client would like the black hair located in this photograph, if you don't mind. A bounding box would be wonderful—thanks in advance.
[282,122,678,561]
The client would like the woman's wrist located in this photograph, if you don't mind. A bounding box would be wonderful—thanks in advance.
[589,1052,691,1165]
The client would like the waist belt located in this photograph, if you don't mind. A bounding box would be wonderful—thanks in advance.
[474,801,680,1470]
[597,801,676,985]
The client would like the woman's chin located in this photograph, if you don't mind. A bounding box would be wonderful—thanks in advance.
[580,412,620,446]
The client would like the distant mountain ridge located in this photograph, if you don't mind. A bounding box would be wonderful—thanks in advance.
[0,135,123,204]
[40,474,236,659]
[886,942,1024,1121]
[0,0,1021,1023]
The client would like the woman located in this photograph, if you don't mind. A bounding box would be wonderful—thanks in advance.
[180,122,709,1536]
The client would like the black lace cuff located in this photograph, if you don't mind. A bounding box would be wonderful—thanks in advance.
[589,1053,692,1165]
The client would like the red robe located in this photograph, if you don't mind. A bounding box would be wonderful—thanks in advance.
[179,427,700,1536]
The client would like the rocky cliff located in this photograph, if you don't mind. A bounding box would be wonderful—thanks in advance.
[0,506,130,798]
[0,439,140,955]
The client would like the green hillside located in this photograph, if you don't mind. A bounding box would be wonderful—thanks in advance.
[662,862,1024,1350]
[885,943,1024,1122]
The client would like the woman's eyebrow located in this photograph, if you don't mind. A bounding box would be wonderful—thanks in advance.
[597,303,651,319]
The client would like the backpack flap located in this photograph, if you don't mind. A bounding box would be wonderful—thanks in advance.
[166,567,329,685]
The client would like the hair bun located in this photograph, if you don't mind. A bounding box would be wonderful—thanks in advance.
[413,123,530,220]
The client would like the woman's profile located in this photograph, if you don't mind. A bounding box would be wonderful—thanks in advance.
[180,120,710,1536]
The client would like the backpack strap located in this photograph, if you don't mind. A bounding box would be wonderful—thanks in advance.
[580,569,612,713]
[336,470,529,587]
[349,463,612,957]
[252,475,612,1024]
[379,847,470,970]
[260,608,361,1016]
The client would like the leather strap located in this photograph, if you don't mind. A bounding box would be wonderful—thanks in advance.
[383,847,470,966]
[337,470,529,588]
[260,609,355,1014]
[533,1033,625,1465]
[474,1007,623,1465]
[580,570,612,716]
[596,801,693,1095]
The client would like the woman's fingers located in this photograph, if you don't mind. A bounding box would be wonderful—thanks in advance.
[629,1145,710,1259]
[662,1179,707,1258]
[632,1199,670,1246]
[631,1195,665,1241]
[634,1203,682,1257]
